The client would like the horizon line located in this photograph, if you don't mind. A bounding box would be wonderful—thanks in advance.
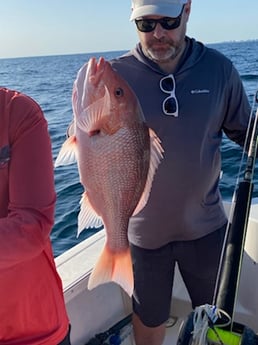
[1,38,257,61]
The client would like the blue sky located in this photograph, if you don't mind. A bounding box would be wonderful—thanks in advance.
[0,0,257,58]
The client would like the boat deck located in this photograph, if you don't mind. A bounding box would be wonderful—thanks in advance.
[55,202,258,344]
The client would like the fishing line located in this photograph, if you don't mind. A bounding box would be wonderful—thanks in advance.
[236,91,258,184]
[191,304,231,345]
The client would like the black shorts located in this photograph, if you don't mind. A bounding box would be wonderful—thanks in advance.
[130,224,226,327]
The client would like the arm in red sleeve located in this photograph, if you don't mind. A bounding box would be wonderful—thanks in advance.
[0,89,56,269]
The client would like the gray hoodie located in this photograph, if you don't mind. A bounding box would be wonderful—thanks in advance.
[111,37,251,249]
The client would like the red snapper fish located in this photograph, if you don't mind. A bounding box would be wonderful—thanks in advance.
[55,57,164,296]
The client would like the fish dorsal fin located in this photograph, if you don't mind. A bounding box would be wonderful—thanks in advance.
[54,135,77,167]
[76,86,111,134]
[133,128,164,215]
[77,192,103,237]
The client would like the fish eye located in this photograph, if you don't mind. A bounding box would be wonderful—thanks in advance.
[115,87,124,97]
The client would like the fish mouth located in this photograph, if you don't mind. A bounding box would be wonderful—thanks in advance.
[87,57,107,86]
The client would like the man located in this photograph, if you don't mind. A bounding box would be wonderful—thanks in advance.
[110,0,251,344]
[0,87,71,344]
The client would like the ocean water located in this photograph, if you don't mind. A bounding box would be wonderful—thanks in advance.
[0,40,258,257]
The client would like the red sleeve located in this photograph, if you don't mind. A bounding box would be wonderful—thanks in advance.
[0,90,56,269]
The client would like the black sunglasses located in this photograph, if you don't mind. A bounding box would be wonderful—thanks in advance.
[135,7,184,33]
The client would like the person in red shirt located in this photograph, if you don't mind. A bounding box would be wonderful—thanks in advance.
[0,87,71,345]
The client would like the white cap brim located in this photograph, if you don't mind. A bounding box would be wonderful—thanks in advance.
[130,2,186,21]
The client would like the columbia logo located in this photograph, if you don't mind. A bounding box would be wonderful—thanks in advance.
[191,89,210,94]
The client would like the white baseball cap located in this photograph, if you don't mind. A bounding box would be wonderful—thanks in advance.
[130,0,188,21]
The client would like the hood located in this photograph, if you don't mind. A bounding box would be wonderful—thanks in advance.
[125,37,207,76]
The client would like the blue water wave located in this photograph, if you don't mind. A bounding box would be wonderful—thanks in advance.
[1,41,257,256]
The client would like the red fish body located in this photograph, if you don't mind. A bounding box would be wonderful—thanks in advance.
[55,57,163,296]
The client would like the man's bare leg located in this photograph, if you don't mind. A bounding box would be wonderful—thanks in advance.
[132,312,166,345]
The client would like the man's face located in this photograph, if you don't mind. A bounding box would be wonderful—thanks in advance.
[136,2,191,63]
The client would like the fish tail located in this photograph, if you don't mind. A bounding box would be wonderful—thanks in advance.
[88,245,134,297]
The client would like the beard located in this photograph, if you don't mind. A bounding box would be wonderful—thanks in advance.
[142,28,186,63]
[144,38,183,63]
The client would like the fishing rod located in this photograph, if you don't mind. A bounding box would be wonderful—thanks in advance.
[214,89,258,325]
[177,90,258,345]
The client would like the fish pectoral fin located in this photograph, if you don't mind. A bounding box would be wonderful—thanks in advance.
[88,246,134,297]
[133,128,164,215]
[77,192,103,236]
[66,121,75,137]
[54,136,77,167]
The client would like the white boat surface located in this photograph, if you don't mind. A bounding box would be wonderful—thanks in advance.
[55,201,258,345]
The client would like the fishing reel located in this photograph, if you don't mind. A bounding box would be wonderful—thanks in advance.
[85,314,132,345]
